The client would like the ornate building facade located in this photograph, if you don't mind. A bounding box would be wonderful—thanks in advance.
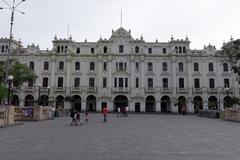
[0,27,238,113]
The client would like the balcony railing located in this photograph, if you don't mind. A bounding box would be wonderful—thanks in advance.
[177,88,187,93]
[25,87,34,92]
[208,88,218,93]
[145,87,155,93]
[192,88,203,93]
[71,87,81,93]
[161,87,172,93]
[54,87,65,93]
[113,87,129,93]
[87,87,97,93]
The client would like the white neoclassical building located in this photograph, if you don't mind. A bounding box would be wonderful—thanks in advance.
[0,27,238,113]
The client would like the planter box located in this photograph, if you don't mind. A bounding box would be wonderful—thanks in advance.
[221,108,240,122]
[199,110,220,119]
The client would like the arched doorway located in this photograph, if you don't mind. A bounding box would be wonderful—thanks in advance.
[223,96,232,108]
[208,96,218,110]
[161,96,171,113]
[193,96,203,113]
[25,95,34,106]
[12,95,20,106]
[56,95,64,109]
[178,96,186,113]
[86,95,97,112]
[39,95,49,106]
[73,95,81,111]
[146,96,156,112]
[114,95,128,112]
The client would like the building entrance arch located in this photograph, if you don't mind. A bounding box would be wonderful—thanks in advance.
[145,96,156,112]
[86,95,97,112]
[114,95,128,112]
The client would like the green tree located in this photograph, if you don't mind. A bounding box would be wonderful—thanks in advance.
[218,39,240,84]
[0,83,7,101]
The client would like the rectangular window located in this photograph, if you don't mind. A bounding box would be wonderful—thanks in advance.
[179,63,184,72]
[119,45,124,53]
[162,63,168,71]
[194,63,199,72]
[76,48,80,54]
[43,77,48,87]
[28,80,33,87]
[162,78,168,88]
[194,78,200,88]
[136,78,139,88]
[119,78,124,88]
[148,78,153,88]
[114,78,117,88]
[90,62,95,71]
[116,62,119,71]
[224,79,230,88]
[125,78,128,88]
[103,62,107,71]
[135,62,139,71]
[162,48,167,54]
[209,79,215,88]
[179,78,184,88]
[58,77,63,87]
[119,62,124,71]
[89,78,95,88]
[74,78,80,87]
[91,48,95,54]
[44,62,49,70]
[209,63,214,72]
[29,62,34,71]
[103,77,107,88]
[148,48,152,54]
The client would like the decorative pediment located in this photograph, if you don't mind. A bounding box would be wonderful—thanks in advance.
[109,27,133,41]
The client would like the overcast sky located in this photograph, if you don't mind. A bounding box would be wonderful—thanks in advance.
[0,0,240,50]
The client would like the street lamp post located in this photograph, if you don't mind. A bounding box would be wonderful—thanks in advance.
[7,75,13,106]
[47,86,50,106]
[0,0,26,84]
[38,83,41,105]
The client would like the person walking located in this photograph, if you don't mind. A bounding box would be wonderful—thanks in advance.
[70,108,75,126]
[181,104,186,116]
[125,106,129,117]
[84,112,89,124]
[102,106,108,122]
[76,112,82,126]
[117,107,121,117]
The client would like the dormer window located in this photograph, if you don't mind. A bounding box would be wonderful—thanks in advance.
[135,46,139,53]
[162,48,167,54]
[119,45,124,53]
[103,46,108,53]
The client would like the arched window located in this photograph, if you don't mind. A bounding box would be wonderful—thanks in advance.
[75,62,80,70]
[183,47,186,53]
[148,62,153,71]
[175,47,178,53]
[135,46,139,53]
[223,63,228,72]
[178,63,184,72]
[179,47,182,53]
[61,46,64,53]
[103,46,108,53]
[209,63,214,72]
[59,61,64,70]
[57,46,60,53]
[162,63,168,71]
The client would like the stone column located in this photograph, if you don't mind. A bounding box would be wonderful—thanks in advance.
[140,56,145,96]
[140,101,145,112]
[65,56,72,95]
[50,57,56,97]
[108,56,112,94]
[108,100,114,112]
[81,100,86,112]
[97,100,102,112]
[156,101,161,112]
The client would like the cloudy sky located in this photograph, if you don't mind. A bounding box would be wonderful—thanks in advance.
[0,0,240,50]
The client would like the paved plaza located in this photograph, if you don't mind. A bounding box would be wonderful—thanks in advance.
[0,114,240,160]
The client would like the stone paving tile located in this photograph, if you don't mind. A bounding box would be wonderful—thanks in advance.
[0,113,240,160]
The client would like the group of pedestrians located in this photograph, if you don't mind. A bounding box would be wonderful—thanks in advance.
[69,106,129,125]
[117,106,129,117]
[70,109,88,126]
